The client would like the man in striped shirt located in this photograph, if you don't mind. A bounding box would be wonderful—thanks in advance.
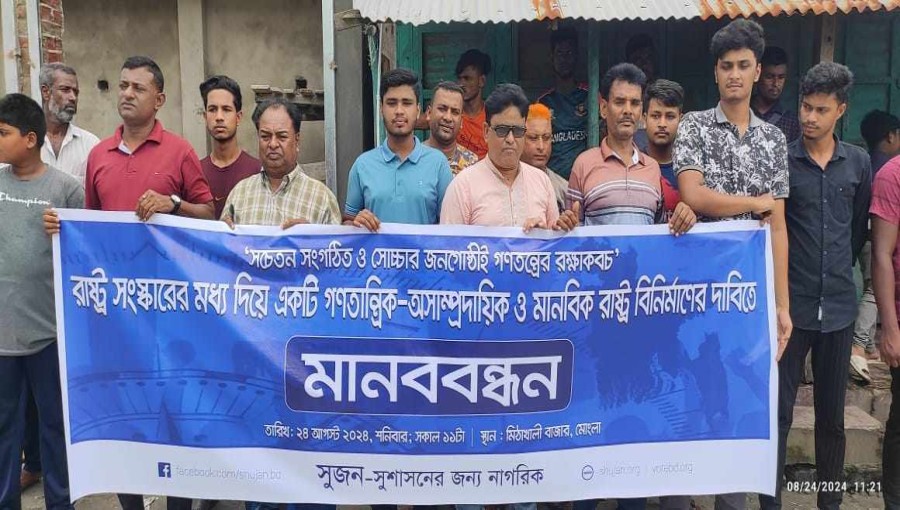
[567,63,695,234]
[223,97,340,229]
[569,62,696,510]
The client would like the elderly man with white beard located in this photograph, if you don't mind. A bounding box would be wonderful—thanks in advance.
[39,63,100,185]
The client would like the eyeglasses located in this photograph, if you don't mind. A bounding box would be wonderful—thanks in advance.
[490,124,527,139]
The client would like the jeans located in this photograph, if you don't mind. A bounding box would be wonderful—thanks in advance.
[0,344,72,510]
[853,242,877,351]
[117,494,192,510]
[758,325,853,510]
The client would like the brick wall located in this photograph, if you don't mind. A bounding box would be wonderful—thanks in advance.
[40,0,64,63]
[9,0,63,93]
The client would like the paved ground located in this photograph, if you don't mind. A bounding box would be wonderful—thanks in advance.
[21,484,890,510]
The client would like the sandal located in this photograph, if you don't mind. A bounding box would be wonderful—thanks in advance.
[849,354,872,385]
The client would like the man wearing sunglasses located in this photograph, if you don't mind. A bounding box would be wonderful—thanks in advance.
[440,83,578,232]
[440,82,576,510]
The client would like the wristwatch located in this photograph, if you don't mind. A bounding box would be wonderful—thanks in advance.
[170,194,182,214]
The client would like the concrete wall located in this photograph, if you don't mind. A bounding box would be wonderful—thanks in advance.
[64,0,182,140]
[203,0,325,164]
[0,3,6,94]
[62,0,325,165]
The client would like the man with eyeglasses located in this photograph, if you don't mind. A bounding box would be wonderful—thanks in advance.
[521,103,568,212]
[441,83,578,232]
[440,82,577,510]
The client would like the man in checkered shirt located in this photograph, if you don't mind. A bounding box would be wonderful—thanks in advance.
[222,97,340,229]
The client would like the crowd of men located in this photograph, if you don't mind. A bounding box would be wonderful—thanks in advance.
[1,16,899,510]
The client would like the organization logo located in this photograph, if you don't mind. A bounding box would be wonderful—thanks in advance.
[581,464,594,481]
[158,462,172,479]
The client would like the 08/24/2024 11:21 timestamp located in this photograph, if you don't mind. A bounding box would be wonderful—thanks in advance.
[784,481,882,494]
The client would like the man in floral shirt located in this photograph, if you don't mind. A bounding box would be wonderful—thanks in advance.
[423,81,478,175]
[675,18,791,510]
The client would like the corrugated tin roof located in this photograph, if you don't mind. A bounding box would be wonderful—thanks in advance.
[698,0,900,19]
[353,0,899,24]
[351,0,702,24]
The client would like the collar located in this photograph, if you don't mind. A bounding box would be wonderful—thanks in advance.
[754,98,786,117]
[485,156,521,184]
[600,138,644,166]
[379,136,424,164]
[262,163,304,190]
[789,134,846,163]
[715,103,765,129]
[44,123,77,150]
[767,100,786,115]
[110,120,164,152]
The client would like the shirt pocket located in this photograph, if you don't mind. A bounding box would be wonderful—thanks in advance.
[827,179,856,225]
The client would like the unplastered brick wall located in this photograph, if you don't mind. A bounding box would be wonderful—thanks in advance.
[11,0,63,92]
[40,0,64,63]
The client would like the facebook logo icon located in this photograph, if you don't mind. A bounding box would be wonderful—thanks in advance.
[158,462,172,478]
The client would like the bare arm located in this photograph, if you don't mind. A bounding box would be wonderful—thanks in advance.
[768,199,793,360]
[135,191,214,221]
[678,170,771,219]
[178,200,215,220]
[873,217,900,366]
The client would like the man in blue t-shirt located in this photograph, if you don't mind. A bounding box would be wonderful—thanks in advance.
[344,68,452,231]
[538,27,587,181]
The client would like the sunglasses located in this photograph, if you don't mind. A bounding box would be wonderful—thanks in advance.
[490,124,527,139]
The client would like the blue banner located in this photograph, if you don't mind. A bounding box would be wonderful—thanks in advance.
[54,211,777,503]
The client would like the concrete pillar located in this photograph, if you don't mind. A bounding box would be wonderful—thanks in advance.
[24,0,40,97]
[1,0,15,93]
[333,0,367,208]
[323,0,337,193]
[176,0,207,155]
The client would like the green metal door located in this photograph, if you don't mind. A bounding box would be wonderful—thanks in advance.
[396,22,518,107]
[837,10,900,145]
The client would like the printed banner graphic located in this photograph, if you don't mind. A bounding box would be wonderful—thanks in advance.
[53,211,777,504]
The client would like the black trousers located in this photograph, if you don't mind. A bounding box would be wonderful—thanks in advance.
[759,324,853,510]
[118,494,192,510]
[885,366,900,510]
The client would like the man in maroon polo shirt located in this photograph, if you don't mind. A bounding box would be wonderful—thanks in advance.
[42,55,211,510]
[199,74,260,219]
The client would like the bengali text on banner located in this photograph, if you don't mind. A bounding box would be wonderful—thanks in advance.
[52,210,778,504]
